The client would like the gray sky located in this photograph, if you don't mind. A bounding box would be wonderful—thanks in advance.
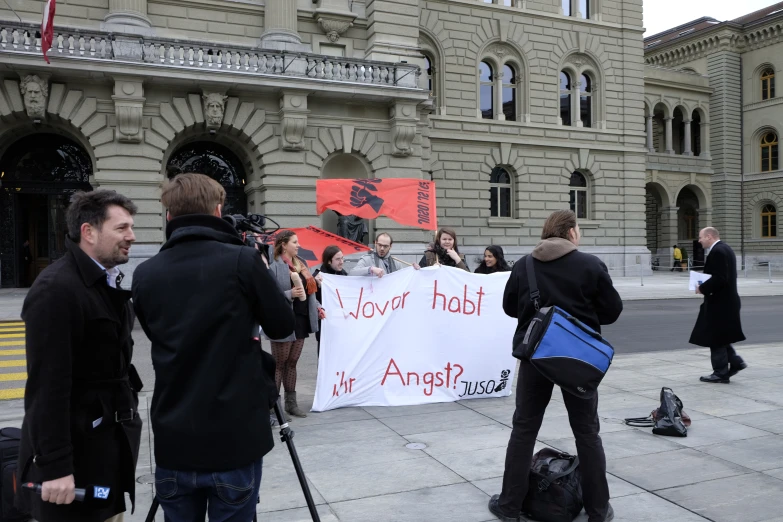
[644,0,781,37]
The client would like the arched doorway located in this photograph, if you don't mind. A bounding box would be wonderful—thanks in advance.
[320,153,372,245]
[166,141,248,216]
[0,134,92,288]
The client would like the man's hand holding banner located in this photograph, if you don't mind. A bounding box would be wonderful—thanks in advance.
[316,178,437,231]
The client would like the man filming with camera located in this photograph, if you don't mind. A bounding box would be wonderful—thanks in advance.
[131,173,295,520]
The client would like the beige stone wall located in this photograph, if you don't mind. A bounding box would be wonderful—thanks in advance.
[0,0,107,26]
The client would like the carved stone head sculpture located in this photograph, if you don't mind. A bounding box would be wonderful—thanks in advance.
[203,92,228,129]
[20,75,48,119]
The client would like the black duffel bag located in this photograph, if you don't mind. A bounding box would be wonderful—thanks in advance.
[521,448,583,522]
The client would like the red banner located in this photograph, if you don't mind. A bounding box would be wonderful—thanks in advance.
[316,178,437,231]
[260,226,371,267]
[41,0,56,64]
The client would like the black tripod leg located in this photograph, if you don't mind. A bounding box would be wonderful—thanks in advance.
[145,496,159,522]
[273,398,321,522]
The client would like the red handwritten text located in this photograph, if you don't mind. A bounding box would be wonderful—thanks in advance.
[332,371,356,397]
[336,287,411,319]
[380,358,465,396]
[432,280,485,316]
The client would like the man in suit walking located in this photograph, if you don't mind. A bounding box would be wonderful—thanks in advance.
[690,227,747,383]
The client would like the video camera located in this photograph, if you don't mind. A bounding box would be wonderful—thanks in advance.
[223,213,280,263]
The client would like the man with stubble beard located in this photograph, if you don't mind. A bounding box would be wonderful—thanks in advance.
[16,190,143,522]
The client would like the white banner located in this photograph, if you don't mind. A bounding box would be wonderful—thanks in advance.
[312,266,518,412]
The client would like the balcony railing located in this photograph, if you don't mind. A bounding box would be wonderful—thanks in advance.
[0,22,421,89]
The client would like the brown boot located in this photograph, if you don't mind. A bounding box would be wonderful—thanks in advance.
[285,391,308,418]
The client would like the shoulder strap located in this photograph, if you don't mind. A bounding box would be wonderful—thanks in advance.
[525,255,541,311]
[537,455,580,491]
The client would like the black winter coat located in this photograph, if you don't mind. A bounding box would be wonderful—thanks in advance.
[131,215,295,472]
[689,241,745,347]
[16,238,142,522]
[504,250,623,352]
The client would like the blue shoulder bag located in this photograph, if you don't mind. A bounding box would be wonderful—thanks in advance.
[513,256,614,398]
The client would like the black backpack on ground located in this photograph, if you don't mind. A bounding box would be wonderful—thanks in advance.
[0,427,28,522]
[521,448,583,522]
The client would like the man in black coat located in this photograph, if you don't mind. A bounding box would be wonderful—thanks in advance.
[131,173,295,520]
[489,210,621,522]
[16,190,142,522]
[690,227,747,383]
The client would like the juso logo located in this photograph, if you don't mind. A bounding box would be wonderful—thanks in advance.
[94,486,111,500]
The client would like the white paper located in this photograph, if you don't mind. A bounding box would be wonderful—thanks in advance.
[689,271,711,291]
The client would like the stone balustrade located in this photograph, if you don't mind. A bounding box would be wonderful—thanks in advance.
[0,24,112,60]
[0,22,421,89]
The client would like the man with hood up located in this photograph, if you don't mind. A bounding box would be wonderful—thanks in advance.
[488,210,622,522]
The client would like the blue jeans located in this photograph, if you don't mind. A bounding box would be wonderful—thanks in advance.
[154,458,262,522]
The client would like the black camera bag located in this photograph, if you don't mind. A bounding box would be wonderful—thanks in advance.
[521,448,583,522]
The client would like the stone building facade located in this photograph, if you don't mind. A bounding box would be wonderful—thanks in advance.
[644,3,783,270]
[21,0,782,288]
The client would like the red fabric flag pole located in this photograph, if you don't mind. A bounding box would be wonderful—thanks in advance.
[316,178,437,231]
[261,226,371,268]
[41,0,56,64]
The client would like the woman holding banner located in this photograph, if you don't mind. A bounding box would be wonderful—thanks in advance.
[419,227,469,271]
[268,231,325,419]
[475,245,512,274]
[313,246,347,355]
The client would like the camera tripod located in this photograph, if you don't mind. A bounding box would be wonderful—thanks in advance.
[144,397,321,522]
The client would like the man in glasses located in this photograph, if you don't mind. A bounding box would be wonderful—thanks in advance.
[349,232,408,277]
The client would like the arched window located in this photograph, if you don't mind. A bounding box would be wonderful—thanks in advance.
[762,204,777,238]
[480,61,494,119]
[683,208,697,240]
[761,132,779,172]
[580,74,592,128]
[167,141,248,215]
[762,68,775,101]
[424,55,434,97]
[502,64,517,122]
[490,166,513,218]
[560,72,572,126]
[569,171,588,219]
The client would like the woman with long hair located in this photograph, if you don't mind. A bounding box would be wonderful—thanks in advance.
[475,245,512,274]
[419,227,469,271]
[313,246,347,354]
[267,231,324,419]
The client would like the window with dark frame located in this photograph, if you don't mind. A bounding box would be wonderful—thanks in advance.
[560,71,572,126]
[762,68,776,101]
[761,132,779,172]
[569,171,588,219]
[762,204,777,238]
[502,64,517,122]
[580,74,592,128]
[480,61,494,119]
[490,166,513,218]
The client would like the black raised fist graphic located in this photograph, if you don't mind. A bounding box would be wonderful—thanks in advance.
[350,179,384,212]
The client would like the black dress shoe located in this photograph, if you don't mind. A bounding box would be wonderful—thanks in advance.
[605,503,614,521]
[700,373,730,383]
[728,361,748,377]
[488,495,520,522]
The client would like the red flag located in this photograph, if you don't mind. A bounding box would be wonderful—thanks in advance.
[261,226,371,267]
[41,0,56,64]
[316,178,437,231]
